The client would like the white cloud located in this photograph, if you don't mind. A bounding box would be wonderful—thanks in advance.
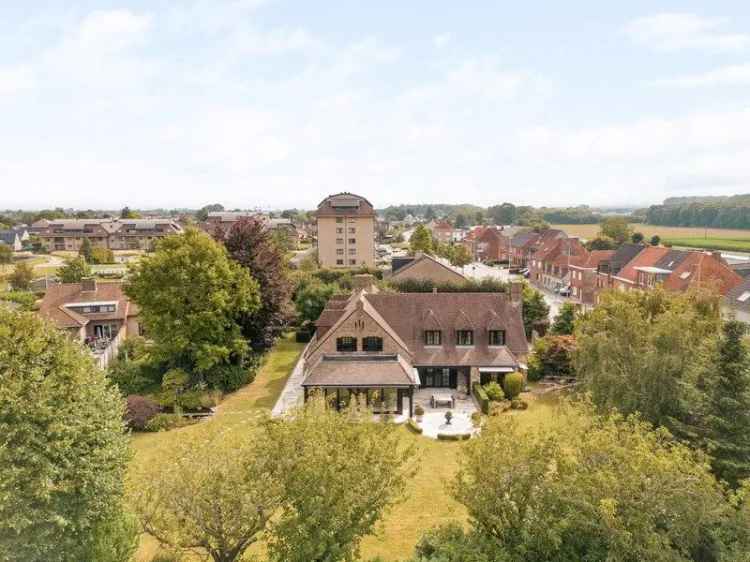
[0,65,35,95]
[74,9,153,51]
[230,27,321,55]
[433,32,453,48]
[625,13,750,52]
[652,63,750,87]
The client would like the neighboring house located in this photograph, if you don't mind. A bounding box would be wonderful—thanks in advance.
[302,278,528,417]
[428,220,454,244]
[509,231,540,267]
[0,230,23,252]
[730,262,750,279]
[33,218,183,252]
[389,252,467,284]
[475,227,512,263]
[569,250,615,305]
[529,236,588,291]
[724,278,750,323]
[315,192,376,268]
[38,278,141,368]
[201,211,298,240]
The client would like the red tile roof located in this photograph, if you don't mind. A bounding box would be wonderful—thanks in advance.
[616,246,670,283]
[39,281,136,330]
[663,252,743,296]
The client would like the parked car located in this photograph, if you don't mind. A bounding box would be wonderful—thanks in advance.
[558,285,572,297]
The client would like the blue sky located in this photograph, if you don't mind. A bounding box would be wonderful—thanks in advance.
[1,1,750,210]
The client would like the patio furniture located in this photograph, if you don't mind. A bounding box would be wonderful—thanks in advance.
[431,393,455,408]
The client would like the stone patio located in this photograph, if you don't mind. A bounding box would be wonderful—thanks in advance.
[394,388,479,438]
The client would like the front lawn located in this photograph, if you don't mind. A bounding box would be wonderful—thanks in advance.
[129,335,561,561]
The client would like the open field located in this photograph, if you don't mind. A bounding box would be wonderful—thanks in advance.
[554,223,750,241]
[129,335,560,562]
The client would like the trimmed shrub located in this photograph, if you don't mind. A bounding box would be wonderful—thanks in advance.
[437,432,471,441]
[503,372,524,399]
[511,399,529,410]
[472,383,490,415]
[414,404,425,416]
[145,413,193,432]
[124,395,160,431]
[483,381,505,402]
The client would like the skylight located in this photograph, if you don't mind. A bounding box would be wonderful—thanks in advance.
[738,291,750,303]
[680,271,691,280]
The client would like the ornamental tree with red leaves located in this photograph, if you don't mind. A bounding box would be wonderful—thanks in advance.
[218,217,292,351]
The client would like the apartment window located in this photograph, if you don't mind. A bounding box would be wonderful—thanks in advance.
[336,227,344,234]
[336,337,357,352]
[348,248,356,255]
[348,227,356,234]
[348,238,356,244]
[349,259,357,265]
[424,330,442,346]
[336,217,343,223]
[456,330,474,346]
[337,238,344,244]
[489,330,506,346]
[336,249,344,255]
[362,336,383,352]
[336,259,344,265]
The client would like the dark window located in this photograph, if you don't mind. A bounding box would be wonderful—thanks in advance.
[424,330,442,345]
[349,259,357,265]
[348,238,356,244]
[456,330,474,346]
[336,337,357,352]
[362,336,383,352]
[336,259,344,265]
[489,330,506,346]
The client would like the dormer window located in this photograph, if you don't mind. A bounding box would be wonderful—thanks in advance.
[362,336,383,352]
[456,330,474,346]
[336,337,357,352]
[489,330,506,346]
[424,330,441,346]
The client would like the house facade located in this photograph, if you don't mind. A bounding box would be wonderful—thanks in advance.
[529,235,587,291]
[428,220,454,244]
[33,218,182,252]
[569,250,615,305]
[315,193,376,268]
[509,231,541,267]
[302,280,528,417]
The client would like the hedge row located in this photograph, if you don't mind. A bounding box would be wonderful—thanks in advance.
[473,383,490,415]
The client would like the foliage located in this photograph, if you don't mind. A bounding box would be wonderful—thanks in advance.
[541,206,600,225]
[204,358,258,392]
[125,228,261,385]
[129,427,281,562]
[220,217,292,350]
[599,216,633,245]
[647,195,750,229]
[576,287,721,439]
[585,236,616,250]
[0,243,11,264]
[91,246,115,264]
[79,237,93,261]
[409,523,504,562]
[389,277,507,294]
[704,320,750,488]
[527,335,576,381]
[631,231,645,244]
[651,234,661,246]
[550,302,576,335]
[410,224,434,255]
[8,261,35,290]
[125,394,161,430]
[450,399,743,562]
[120,206,140,219]
[473,383,490,415]
[0,290,37,310]
[263,398,416,562]
[0,308,130,562]
[450,244,473,268]
[483,381,505,402]
[662,237,750,253]
[294,280,337,325]
[107,336,163,396]
[58,255,92,283]
[522,284,549,338]
[502,372,524,399]
[144,413,194,432]
[196,203,224,222]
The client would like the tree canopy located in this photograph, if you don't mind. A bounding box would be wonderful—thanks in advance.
[0,309,133,562]
[58,256,92,283]
[410,224,434,255]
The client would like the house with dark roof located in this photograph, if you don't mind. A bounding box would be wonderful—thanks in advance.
[509,231,540,267]
[38,278,141,367]
[389,253,467,284]
[0,230,23,252]
[33,218,182,251]
[302,278,528,417]
[724,278,750,323]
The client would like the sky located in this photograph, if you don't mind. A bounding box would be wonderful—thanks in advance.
[1,1,750,211]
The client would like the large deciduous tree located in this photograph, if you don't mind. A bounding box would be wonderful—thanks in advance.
[598,216,633,245]
[521,284,550,338]
[264,399,416,562]
[219,217,292,350]
[125,227,260,382]
[0,309,133,562]
[550,301,577,335]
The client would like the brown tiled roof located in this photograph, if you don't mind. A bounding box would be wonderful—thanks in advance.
[616,246,670,283]
[315,192,375,218]
[572,250,615,269]
[38,281,134,330]
[663,252,742,296]
[303,354,416,387]
[511,231,539,249]
[390,253,467,282]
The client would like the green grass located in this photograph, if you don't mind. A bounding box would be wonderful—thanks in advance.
[663,237,750,253]
[130,335,561,562]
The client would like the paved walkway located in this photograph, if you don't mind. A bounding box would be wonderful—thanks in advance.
[271,341,310,417]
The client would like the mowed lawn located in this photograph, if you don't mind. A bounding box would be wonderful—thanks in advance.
[554,223,750,244]
[129,334,561,562]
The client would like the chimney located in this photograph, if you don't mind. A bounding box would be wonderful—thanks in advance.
[432,287,438,294]
[711,250,723,262]
[81,277,97,292]
[352,273,377,292]
[510,281,522,303]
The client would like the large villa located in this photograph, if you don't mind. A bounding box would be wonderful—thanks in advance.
[301,276,528,417]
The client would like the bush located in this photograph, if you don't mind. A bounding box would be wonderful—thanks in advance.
[124,395,160,430]
[145,413,193,432]
[295,328,313,343]
[527,335,577,381]
[406,418,423,434]
[437,432,471,441]
[472,383,490,415]
[204,361,256,392]
[483,381,505,402]
[471,411,482,427]
[511,399,529,410]
[90,247,115,264]
[414,404,425,416]
[489,401,510,416]
[503,372,524,399]
[0,291,37,311]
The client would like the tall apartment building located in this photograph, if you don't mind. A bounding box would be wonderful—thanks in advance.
[315,193,376,268]
[32,218,183,252]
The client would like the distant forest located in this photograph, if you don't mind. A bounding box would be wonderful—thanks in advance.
[646,194,750,229]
